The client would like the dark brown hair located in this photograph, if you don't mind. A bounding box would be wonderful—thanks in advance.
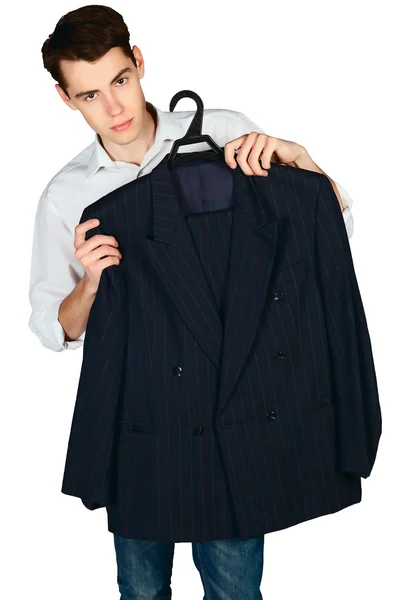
[41,4,137,99]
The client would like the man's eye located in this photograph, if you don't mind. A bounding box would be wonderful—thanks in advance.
[84,78,128,102]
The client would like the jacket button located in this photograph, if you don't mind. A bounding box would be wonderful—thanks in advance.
[193,425,203,436]
[273,292,284,301]
[273,351,285,359]
[265,411,277,420]
[173,365,183,376]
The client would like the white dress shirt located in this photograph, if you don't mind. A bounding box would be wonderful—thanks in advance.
[28,102,354,352]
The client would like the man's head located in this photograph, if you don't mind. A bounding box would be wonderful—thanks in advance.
[41,4,153,150]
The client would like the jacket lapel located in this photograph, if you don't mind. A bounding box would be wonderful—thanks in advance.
[217,168,278,418]
[140,156,223,368]
[140,154,278,404]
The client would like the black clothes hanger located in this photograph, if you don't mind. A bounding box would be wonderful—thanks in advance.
[167,90,225,170]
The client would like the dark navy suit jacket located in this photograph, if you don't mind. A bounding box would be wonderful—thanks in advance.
[61,152,382,542]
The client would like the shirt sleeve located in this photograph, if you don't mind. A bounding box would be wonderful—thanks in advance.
[233,111,355,239]
[28,185,86,352]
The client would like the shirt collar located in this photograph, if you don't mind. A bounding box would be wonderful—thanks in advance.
[85,101,184,180]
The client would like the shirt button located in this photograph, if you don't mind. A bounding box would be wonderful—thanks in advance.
[173,365,183,376]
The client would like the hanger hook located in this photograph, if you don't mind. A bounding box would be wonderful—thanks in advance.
[169,90,204,138]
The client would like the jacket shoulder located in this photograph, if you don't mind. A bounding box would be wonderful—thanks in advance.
[266,163,327,194]
[80,171,148,225]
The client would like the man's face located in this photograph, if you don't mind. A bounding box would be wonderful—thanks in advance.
[57,46,147,146]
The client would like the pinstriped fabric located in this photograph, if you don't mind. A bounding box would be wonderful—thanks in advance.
[60,264,127,509]
[61,153,381,542]
[186,208,235,319]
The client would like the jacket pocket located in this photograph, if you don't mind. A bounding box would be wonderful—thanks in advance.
[118,421,160,435]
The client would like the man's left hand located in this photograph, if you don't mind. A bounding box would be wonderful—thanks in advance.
[224,131,346,212]
[224,131,307,176]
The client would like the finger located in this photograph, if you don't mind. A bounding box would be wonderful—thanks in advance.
[235,132,261,176]
[260,138,278,171]
[75,234,119,260]
[74,218,101,249]
[247,135,270,176]
[224,135,247,168]
[84,255,121,275]
[270,152,279,163]
[80,244,122,265]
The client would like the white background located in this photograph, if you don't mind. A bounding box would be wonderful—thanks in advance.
[1,0,397,598]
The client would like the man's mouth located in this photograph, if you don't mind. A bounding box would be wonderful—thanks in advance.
[111,118,133,131]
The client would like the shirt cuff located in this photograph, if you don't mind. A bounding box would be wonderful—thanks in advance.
[31,299,85,351]
[334,181,354,239]
[342,206,354,239]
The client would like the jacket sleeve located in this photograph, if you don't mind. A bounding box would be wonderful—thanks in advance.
[314,174,382,478]
[61,209,127,509]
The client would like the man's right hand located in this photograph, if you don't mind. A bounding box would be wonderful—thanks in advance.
[74,218,122,294]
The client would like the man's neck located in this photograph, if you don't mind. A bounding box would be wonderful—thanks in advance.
[98,101,158,167]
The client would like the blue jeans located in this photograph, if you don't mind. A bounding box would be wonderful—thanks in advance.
[113,534,264,599]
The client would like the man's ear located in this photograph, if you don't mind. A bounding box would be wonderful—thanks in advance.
[132,45,145,79]
[55,83,78,110]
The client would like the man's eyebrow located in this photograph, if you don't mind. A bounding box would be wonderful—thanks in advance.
[74,67,133,99]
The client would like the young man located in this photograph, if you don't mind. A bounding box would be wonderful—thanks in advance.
[29,5,355,598]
